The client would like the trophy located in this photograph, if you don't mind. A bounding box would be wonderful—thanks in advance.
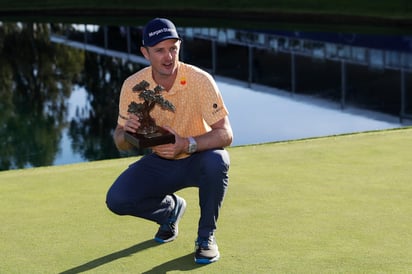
[124,80,176,148]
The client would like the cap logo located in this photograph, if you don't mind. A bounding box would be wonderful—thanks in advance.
[149,28,176,38]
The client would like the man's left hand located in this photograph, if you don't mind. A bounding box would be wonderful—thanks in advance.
[151,126,188,159]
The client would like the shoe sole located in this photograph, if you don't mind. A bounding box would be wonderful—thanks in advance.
[194,252,220,264]
[154,196,186,243]
[154,237,172,243]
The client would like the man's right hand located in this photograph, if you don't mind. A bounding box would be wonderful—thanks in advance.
[113,114,141,151]
[123,113,141,133]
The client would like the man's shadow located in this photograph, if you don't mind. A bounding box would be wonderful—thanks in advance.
[142,253,206,273]
[59,240,204,273]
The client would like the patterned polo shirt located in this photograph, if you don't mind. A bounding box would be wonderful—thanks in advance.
[117,62,229,139]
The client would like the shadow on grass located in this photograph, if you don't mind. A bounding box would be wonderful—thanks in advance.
[141,253,206,273]
[59,239,159,274]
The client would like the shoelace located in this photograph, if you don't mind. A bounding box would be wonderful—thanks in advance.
[160,222,175,232]
[197,237,214,249]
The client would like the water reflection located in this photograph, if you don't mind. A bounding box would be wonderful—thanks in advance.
[67,51,144,162]
[0,21,411,170]
[54,24,412,118]
[0,22,147,170]
[0,22,83,169]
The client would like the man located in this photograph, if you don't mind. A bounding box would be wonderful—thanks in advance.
[106,18,233,264]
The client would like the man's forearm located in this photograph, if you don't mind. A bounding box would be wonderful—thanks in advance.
[195,128,232,152]
[194,116,233,152]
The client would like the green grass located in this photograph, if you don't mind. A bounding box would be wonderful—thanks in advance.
[1,128,412,273]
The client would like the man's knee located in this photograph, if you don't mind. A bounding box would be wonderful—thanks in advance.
[202,149,230,173]
[106,191,130,216]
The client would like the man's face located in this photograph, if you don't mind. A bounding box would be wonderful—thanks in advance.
[141,39,181,79]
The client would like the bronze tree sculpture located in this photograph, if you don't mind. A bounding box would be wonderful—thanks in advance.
[125,80,176,147]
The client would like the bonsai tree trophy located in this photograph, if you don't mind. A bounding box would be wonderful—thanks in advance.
[124,80,176,148]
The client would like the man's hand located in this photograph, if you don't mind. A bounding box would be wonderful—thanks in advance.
[123,113,141,133]
[152,126,188,159]
[113,114,141,151]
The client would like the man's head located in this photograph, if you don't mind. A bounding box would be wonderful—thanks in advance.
[142,18,181,47]
[141,18,182,82]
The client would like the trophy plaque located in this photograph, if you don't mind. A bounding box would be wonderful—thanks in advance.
[124,80,176,148]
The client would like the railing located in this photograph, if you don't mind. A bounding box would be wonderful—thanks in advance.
[185,27,412,71]
[50,24,412,121]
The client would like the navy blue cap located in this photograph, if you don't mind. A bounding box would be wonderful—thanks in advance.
[142,18,181,47]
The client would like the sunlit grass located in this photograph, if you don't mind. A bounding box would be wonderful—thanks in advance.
[1,128,412,273]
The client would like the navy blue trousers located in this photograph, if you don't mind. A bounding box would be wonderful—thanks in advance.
[106,149,230,238]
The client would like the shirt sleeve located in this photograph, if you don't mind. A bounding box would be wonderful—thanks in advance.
[199,73,229,126]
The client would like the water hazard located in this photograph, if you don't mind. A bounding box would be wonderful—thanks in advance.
[0,21,411,170]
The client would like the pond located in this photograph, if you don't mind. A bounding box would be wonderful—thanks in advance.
[0,21,411,170]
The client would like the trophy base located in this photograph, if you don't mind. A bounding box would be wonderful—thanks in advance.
[124,127,175,148]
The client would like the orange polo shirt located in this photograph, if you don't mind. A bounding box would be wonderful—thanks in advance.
[118,62,229,139]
